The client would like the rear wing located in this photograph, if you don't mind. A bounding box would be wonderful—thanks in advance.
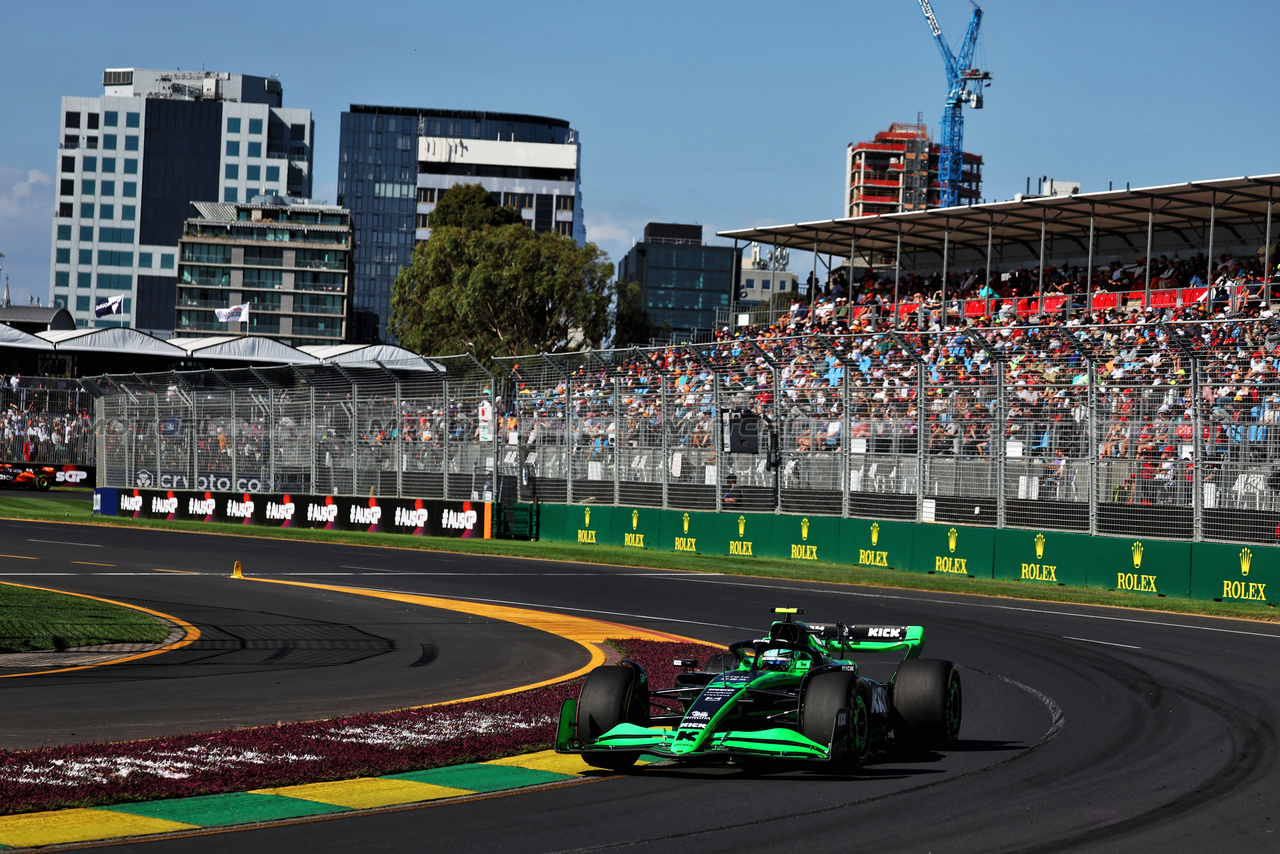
[807,623,925,659]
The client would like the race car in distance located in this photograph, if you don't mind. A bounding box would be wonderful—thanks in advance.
[556,608,961,771]
[0,463,55,490]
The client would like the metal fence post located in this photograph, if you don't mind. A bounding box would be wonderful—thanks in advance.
[394,380,403,498]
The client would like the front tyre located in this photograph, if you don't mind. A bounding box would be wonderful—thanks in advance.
[577,665,645,771]
[891,659,961,751]
[800,671,871,769]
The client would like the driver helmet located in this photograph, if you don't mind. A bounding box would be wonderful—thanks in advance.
[760,648,792,671]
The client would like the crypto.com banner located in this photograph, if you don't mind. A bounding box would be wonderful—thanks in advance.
[110,489,492,538]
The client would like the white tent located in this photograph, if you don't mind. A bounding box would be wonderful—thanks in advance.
[166,336,319,364]
[298,343,445,371]
[39,327,186,357]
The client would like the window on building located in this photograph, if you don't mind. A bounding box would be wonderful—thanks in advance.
[555,221,573,237]
[138,252,152,268]
[65,112,80,129]
[122,205,135,221]
[102,157,115,173]
[103,111,118,127]
[85,136,98,150]
[59,179,74,196]
[555,195,575,211]
[77,272,91,288]
[101,180,114,196]
[161,254,174,269]
[76,295,89,312]
[124,159,137,174]
[224,187,237,203]
[290,123,306,141]
[226,140,240,157]
[227,117,241,134]
[82,156,96,173]
[61,155,75,173]
[96,273,132,289]
[81,179,95,196]
[123,181,136,197]
[97,250,133,267]
[58,202,73,217]
[79,225,93,242]
[102,134,116,150]
[761,281,771,289]
[246,164,260,182]
[247,141,261,157]
[55,272,69,288]
[57,224,72,241]
[56,248,71,264]
[265,165,279,182]
[78,249,92,265]
[87,113,99,130]
[124,136,138,151]
[126,112,139,128]
[416,213,430,229]
[225,163,239,180]
[64,134,79,148]
[98,203,113,219]
[249,118,263,135]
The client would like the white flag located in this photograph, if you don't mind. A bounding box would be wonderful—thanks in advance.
[215,303,250,323]
[94,295,124,317]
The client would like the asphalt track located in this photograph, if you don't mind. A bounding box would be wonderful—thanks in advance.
[4,519,1280,852]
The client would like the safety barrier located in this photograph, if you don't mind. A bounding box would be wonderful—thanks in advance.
[538,504,1276,608]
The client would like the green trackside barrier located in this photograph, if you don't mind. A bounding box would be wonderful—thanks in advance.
[558,504,614,546]
[536,503,569,542]
[993,529,1092,588]
[610,506,661,551]
[841,517,916,573]
[710,511,775,559]
[1190,542,1279,606]
[660,509,716,556]
[757,513,841,564]
[1087,536,1191,598]
[910,523,996,578]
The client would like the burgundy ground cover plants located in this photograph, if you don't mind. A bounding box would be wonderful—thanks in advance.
[0,639,721,815]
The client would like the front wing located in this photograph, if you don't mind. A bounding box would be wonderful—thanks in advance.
[555,699,839,762]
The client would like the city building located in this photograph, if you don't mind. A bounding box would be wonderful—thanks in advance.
[337,106,583,343]
[617,223,737,339]
[174,197,351,346]
[738,243,798,305]
[49,68,314,334]
[845,120,982,216]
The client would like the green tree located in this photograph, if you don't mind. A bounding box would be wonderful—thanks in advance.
[611,280,656,347]
[390,223,615,362]
[427,183,522,229]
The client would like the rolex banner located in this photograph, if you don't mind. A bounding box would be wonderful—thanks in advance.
[115,489,491,538]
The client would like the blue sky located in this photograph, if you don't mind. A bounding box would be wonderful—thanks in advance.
[2,0,1278,306]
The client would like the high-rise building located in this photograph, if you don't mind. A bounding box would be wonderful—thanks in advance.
[49,68,313,334]
[338,106,583,343]
[617,223,737,339]
[175,197,351,346]
[845,121,982,216]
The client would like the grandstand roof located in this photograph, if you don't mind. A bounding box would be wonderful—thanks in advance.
[0,323,55,351]
[38,327,186,357]
[720,173,1280,258]
[298,343,442,370]
[165,336,318,364]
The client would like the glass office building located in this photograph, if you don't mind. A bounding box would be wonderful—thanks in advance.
[617,223,738,339]
[338,106,583,343]
[49,69,313,334]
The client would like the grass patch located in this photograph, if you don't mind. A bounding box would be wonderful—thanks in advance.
[0,583,171,652]
[1,494,1276,624]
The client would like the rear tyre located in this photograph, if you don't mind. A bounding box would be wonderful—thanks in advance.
[577,665,645,770]
[800,672,871,769]
[35,473,52,491]
[891,659,961,752]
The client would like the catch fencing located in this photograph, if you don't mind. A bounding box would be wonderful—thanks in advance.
[86,319,1280,547]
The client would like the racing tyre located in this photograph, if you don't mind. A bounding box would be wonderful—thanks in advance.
[891,659,961,752]
[703,653,739,673]
[800,672,871,769]
[577,665,645,771]
[34,473,52,491]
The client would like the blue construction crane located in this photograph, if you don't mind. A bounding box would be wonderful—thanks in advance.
[917,0,991,208]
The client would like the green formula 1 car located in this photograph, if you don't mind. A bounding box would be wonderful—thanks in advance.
[555,608,961,771]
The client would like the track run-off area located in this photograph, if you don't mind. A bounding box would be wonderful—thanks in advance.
[1,517,1279,853]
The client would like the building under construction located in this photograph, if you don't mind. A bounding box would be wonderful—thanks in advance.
[844,121,982,216]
